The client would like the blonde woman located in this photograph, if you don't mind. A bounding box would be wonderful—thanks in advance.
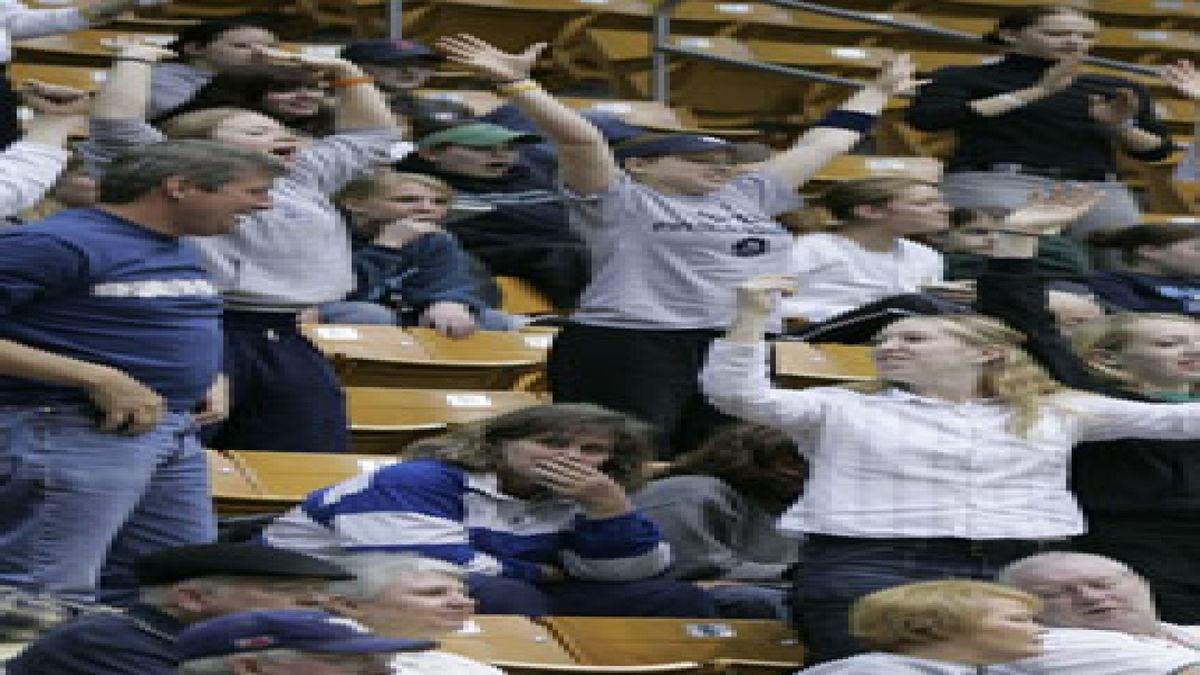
[801,580,1043,673]
[700,274,1200,664]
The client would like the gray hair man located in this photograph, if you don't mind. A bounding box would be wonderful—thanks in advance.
[992,552,1200,675]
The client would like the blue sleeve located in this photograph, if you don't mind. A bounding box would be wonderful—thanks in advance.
[301,461,541,580]
[560,511,672,581]
[0,232,87,314]
[401,234,487,313]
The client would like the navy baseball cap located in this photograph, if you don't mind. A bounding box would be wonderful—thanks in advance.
[340,39,443,65]
[613,133,734,160]
[176,610,437,659]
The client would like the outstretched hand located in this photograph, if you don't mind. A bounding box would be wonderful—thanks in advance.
[436,34,546,83]
[100,34,175,62]
[1001,184,1104,236]
[251,45,359,75]
[1161,60,1200,101]
[871,53,923,97]
[1089,88,1140,128]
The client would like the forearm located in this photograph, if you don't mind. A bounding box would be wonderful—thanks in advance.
[332,67,400,132]
[726,307,771,343]
[501,81,605,149]
[763,84,888,187]
[1108,123,1167,154]
[967,85,1054,116]
[92,59,153,120]
[0,339,114,390]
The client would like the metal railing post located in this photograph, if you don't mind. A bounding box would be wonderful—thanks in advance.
[652,0,684,103]
[390,0,404,39]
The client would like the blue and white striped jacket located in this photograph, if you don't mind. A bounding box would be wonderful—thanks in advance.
[264,459,671,582]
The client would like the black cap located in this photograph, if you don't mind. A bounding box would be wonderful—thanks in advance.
[134,544,353,585]
[339,39,443,65]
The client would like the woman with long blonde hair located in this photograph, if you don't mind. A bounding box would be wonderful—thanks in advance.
[700,273,1200,664]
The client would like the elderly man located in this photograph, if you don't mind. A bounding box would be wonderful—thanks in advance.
[993,551,1200,675]
[7,543,352,675]
[176,609,435,675]
[0,140,281,605]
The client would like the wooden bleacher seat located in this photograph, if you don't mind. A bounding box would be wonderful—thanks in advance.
[772,341,876,389]
[438,616,579,665]
[346,386,541,452]
[494,275,561,315]
[1142,213,1200,224]
[541,617,804,671]
[302,324,550,390]
[12,29,335,68]
[809,155,943,185]
[9,63,106,91]
[208,448,400,514]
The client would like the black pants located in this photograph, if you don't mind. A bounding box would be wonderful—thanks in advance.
[0,71,19,150]
[548,323,734,458]
[203,311,350,453]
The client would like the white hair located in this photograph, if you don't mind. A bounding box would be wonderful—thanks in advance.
[998,552,1134,588]
[324,553,465,601]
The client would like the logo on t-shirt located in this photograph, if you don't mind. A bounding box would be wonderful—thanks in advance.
[732,237,769,257]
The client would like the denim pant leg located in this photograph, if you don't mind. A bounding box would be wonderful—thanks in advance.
[542,578,719,618]
[318,301,399,325]
[0,407,206,601]
[794,539,1001,666]
[97,417,215,606]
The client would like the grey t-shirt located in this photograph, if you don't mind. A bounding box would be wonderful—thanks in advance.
[566,171,800,331]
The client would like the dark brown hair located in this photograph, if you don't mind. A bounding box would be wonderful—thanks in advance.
[982,4,1092,46]
[664,423,805,512]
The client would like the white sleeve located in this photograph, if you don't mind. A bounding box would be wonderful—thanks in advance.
[289,127,401,195]
[700,339,832,433]
[1054,392,1200,443]
[992,628,1200,675]
[0,141,67,217]
[2,3,89,40]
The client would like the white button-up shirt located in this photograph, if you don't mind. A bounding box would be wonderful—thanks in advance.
[700,340,1200,540]
[0,1,90,64]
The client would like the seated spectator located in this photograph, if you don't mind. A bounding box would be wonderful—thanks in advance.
[150,18,279,118]
[176,609,434,675]
[264,403,718,618]
[339,38,454,126]
[989,552,1200,675]
[7,543,353,675]
[396,121,591,309]
[780,176,958,343]
[320,170,512,336]
[632,423,804,620]
[158,63,333,138]
[83,38,401,454]
[1085,224,1200,314]
[928,206,1090,283]
[800,580,1043,674]
[0,81,92,220]
[326,554,503,675]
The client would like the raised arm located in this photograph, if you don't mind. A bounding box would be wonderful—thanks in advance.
[759,54,920,190]
[437,34,617,195]
[91,38,174,121]
[1161,60,1200,179]
[252,46,399,134]
[0,81,91,216]
[975,185,1105,390]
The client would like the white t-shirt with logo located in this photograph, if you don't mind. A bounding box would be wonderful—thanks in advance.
[565,171,801,331]
[781,231,943,322]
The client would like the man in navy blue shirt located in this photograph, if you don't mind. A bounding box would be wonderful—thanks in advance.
[0,140,282,605]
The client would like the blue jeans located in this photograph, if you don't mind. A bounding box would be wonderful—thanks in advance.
[0,406,215,604]
[320,300,518,331]
[794,536,1060,665]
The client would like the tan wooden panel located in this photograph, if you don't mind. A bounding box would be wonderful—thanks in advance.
[346,386,541,452]
[542,617,804,668]
[772,342,876,388]
[438,616,579,665]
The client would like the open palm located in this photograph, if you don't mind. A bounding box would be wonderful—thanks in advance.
[1003,184,1104,235]
[436,34,545,82]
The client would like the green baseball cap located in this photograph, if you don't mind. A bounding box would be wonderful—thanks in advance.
[417,122,542,149]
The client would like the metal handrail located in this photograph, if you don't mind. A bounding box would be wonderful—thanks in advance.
[650,0,1163,102]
